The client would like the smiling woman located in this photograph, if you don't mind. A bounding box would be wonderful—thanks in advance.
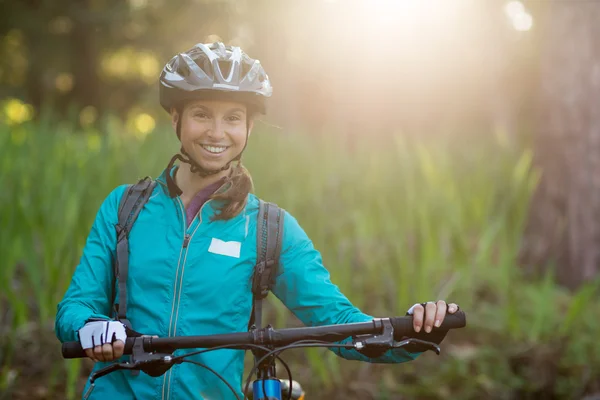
[55,41,460,400]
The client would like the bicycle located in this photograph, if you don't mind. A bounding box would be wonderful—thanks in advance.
[62,311,466,400]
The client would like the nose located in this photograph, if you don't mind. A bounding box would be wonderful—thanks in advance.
[207,119,225,140]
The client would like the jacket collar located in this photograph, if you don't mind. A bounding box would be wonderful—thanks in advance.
[156,165,232,198]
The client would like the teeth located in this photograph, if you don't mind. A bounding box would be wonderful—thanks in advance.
[202,145,227,154]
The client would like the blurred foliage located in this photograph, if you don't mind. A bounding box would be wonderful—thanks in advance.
[1,115,599,399]
[0,0,542,136]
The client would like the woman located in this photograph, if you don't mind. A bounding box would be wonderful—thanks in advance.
[55,42,459,400]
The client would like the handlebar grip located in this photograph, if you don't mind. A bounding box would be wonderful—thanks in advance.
[390,310,466,339]
[62,339,137,359]
[62,342,86,359]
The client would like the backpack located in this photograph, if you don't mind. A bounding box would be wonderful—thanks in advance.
[112,177,284,335]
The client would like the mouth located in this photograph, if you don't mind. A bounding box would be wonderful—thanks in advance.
[200,144,229,154]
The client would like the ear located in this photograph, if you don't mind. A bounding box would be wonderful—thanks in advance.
[170,107,180,132]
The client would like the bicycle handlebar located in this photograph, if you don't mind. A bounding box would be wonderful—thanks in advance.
[62,311,466,359]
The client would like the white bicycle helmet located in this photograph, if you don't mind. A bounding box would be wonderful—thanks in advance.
[159,42,272,114]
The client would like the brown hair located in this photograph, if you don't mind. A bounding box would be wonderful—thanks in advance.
[210,161,254,221]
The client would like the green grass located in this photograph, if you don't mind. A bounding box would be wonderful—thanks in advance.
[1,115,599,399]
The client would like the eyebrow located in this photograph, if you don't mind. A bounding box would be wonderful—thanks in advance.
[189,105,211,113]
[188,105,246,115]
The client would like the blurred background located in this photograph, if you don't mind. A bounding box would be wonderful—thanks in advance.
[1,0,600,398]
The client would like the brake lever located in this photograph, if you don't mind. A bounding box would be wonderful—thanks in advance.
[130,337,176,376]
[353,319,441,356]
[83,337,177,399]
[84,363,138,399]
[353,318,398,357]
[393,338,441,355]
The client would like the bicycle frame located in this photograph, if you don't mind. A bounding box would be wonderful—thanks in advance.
[250,347,303,400]
[252,379,283,400]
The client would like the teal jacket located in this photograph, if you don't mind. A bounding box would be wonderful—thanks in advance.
[55,168,419,400]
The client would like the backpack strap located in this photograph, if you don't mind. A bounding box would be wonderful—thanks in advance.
[249,200,285,330]
[113,177,156,330]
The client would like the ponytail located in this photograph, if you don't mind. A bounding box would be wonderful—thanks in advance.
[210,161,253,221]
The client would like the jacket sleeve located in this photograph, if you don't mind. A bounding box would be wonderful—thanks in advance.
[55,185,127,343]
[272,211,421,364]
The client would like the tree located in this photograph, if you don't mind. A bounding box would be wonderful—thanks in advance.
[521,2,600,289]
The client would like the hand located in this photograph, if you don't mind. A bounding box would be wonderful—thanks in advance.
[78,320,127,362]
[85,340,125,362]
[84,334,158,362]
[407,301,459,333]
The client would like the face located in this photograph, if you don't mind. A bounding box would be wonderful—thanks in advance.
[171,99,253,172]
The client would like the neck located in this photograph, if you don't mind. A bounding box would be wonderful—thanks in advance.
[174,162,229,198]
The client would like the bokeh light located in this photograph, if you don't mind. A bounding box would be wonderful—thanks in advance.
[55,73,75,93]
[101,47,160,84]
[138,52,160,83]
[132,112,156,140]
[512,12,533,32]
[3,98,34,125]
[102,49,130,77]
[504,1,533,32]
[79,106,98,127]
[504,1,525,19]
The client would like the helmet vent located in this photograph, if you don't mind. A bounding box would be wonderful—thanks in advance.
[241,62,251,78]
[177,64,190,78]
[217,60,233,80]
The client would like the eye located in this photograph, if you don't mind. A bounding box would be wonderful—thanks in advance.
[226,115,242,122]
[194,112,210,119]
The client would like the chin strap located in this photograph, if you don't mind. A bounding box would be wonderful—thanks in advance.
[180,146,231,177]
[165,150,236,198]
[165,153,185,197]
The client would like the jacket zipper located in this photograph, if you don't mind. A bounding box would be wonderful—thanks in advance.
[162,197,211,400]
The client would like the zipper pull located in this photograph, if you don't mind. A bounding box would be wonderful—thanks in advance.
[183,234,191,248]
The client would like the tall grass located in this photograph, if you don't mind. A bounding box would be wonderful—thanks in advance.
[1,116,599,399]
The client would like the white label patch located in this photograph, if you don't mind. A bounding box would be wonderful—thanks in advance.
[208,238,241,258]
